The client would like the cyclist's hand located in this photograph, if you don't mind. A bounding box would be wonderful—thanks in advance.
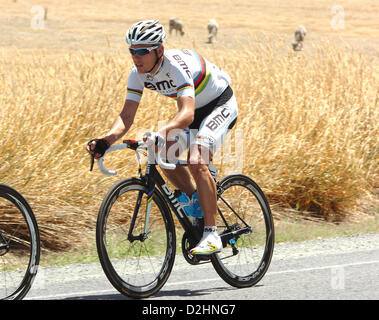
[87,138,110,172]
[143,132,166,148]
[86,138,110,159]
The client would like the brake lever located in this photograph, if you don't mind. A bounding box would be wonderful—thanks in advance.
[87,139,97,172]
[90,154,95,171]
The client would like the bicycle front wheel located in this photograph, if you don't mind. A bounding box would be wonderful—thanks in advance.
[211,174,274,288]
[96,178,176,299]
[0,184,40,300]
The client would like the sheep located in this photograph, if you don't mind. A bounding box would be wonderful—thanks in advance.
[292,25,307,51]
[207,19,219,43]
[169,18,185,36]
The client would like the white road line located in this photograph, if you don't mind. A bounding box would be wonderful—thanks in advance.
[27,259,379,300]
[267,259,379,275]
[27,289,117,300]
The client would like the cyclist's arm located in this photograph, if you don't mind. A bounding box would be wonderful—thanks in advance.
[158,96,194,139]
[103,99,139,145]
[158,60,195,138]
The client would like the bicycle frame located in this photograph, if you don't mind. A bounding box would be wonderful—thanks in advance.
[145,163,203,241]
[97,140,251,247]
[95,140,275,296]
[99,140,205,242]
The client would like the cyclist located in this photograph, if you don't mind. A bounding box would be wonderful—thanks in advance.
[87,20,238,255]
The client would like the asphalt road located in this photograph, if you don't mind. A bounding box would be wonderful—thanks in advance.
[25,233,379,301]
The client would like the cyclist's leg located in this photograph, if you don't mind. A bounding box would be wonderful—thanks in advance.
[189,92,238,219]
[187,145,217,226]
[161,166,195,197]
[188,94,238,255]
[188,149,221,255]
[160,129,195,197]
[193,94,238,155]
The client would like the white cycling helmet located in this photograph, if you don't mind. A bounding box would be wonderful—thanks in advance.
[126,20,166,45]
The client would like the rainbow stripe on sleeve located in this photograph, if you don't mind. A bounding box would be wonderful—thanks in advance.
[168,53,210,100]
[177,83,193,93]
[127,88,143,96]
[164,83,193,100]
[193,52,211,96]
[165,92,178,100]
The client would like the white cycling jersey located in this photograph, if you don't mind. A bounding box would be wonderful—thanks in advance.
[126,49,231,109]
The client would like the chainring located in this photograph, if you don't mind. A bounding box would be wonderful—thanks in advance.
[181,231,210,265]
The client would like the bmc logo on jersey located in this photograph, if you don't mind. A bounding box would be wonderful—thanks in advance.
[144,80,176,91]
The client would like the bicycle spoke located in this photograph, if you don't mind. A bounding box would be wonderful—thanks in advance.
[96,179,175,298]
[211,175,274,288]
[0,185,40,300]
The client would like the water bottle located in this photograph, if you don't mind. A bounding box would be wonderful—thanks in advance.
[191,191,204,219]
[191,191,204,229]
[174,190,196,224]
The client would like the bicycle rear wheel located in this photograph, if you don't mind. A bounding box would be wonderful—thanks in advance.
[211,174,274,288]
[96,178,176,299]
[0,184,40,300]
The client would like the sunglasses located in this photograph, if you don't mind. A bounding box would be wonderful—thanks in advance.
[129,45,161,56]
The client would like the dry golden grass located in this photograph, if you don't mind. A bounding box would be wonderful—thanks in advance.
[1,39,377,250]
[0,0,378,250]
[234,39,378,220]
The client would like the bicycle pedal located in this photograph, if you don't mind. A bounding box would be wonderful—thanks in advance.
[196,254,210,261]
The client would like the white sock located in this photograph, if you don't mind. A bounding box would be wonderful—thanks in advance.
[204,226,217,233]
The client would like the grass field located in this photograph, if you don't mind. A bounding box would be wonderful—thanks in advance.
[0,0,378,254]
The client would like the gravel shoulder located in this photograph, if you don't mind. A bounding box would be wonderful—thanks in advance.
[272,232,379,260]
[34,232,379,285]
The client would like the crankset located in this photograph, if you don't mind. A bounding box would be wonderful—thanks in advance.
[181,232,210,265]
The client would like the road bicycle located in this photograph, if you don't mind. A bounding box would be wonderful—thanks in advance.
[0,184,40,300]
[94,139,274,299]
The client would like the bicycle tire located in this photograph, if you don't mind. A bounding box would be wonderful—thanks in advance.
[210,174,274,288]
[0,184,40,300]
[96,178,176,299]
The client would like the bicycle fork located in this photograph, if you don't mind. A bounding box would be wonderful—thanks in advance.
[127,189,153,242]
